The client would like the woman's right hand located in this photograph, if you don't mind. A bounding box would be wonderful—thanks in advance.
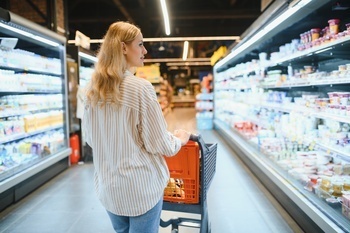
[174,129,191,146]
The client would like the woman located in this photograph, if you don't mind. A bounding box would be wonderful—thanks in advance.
[83,21,190,233]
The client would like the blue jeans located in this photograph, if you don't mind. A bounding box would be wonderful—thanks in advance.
[107,198,163,233]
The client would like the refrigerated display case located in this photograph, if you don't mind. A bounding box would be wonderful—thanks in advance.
[0,8,71,211]
[213,0,350,232]
[66,45,96,162]
[67,46,96,90]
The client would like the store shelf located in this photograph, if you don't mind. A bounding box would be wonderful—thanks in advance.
[261,77,350,88]
[312,142,350,163]
[222,100,350,124]
[274,36,350,66]
[0,125,64,144]
[256,102,350,124]
[172,95,195,108]
[0,65,62,76]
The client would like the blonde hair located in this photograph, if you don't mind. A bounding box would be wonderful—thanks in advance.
[86,21,141,106]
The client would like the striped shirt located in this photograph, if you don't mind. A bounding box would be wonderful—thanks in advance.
[83,70,182,216]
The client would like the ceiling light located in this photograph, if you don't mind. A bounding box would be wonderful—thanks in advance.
[166,61,211,66]
[160,0,170,35]
[78,51,98,63]
[182,41,189,61]
[144,58,210,63]
[0,22,60,47]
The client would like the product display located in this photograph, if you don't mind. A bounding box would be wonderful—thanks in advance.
[214,0,350,232]
[195,74,214,130]
[135,65,172,114]
[158,79,173,115]
[0,9,71,210]
[67,46,97,161]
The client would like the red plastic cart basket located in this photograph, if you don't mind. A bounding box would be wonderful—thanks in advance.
[164,141,200,204]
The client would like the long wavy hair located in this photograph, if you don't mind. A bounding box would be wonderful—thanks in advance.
[86,21,141,107]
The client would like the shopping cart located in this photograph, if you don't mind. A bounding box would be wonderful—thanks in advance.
[160,134,218,233]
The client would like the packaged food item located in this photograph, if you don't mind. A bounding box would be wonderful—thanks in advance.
[322,27,329,38]
[343,164,350,175]
[328,19,340,35]
[320,176,332,192]
[346,23,350,34]
[339,65,347,71]
[332,181,343,197]
[311,28,321,41]
[342,195,350,219]
[344,178,350,191]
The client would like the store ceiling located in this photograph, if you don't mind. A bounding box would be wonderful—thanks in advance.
[66,0,263,62]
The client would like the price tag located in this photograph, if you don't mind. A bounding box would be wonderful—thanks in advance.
[0,37,18,49]
[309,144,314,151]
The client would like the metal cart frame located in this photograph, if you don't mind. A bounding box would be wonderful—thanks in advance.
[160,134,218,233]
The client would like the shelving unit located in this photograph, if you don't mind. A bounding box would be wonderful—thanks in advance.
[135,65,173,114]
[67,45,96,162]
[213,0,350,232]
[195,74,214,130]
[0,8,71,211]
[158,80,173,115]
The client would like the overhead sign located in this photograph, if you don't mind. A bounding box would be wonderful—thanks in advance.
[0,37,18,49]
[210,46,227,66]
[75,30,90,50]
[136,65,161,83]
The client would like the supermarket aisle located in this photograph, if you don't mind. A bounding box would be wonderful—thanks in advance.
[0,108,303,233]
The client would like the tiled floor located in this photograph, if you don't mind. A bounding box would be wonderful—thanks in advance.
[0,108,304,233]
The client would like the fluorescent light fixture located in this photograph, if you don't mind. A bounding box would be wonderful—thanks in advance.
[0,22,32,37]
[33,35,60,47]
[215,0,312,69]
[160,0,170,35]
[314,47,332,54]
[166,61,211,66]
[182,41,189,61]
[0,22,60,47]
[144,58,210,63]
[79,51,98,63]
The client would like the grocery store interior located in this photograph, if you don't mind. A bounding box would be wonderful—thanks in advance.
[1,0,350,232]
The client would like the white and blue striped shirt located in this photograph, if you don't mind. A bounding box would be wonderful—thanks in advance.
[83,70,181,216]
